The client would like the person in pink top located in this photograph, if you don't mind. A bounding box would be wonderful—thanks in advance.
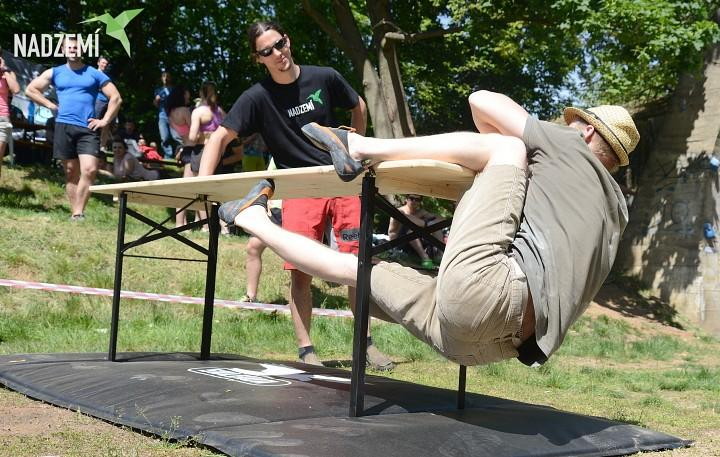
[0,47,21,178]
[165,85,196,227]
[189,81,225,232]
[189,81,225,174]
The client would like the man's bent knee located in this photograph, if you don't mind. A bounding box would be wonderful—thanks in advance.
[485,136,527,169]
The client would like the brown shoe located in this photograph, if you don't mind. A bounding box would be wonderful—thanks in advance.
[366,344,395,371]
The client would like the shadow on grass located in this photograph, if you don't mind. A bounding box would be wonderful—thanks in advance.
[594,278,685,330]
[22,163,64,182]
[311,284,350,310]
[0,184,67,214]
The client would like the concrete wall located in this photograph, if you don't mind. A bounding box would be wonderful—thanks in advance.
[618,45,720,335]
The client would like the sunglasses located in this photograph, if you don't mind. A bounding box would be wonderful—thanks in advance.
[406,196,422,201]
[256,36,288,57]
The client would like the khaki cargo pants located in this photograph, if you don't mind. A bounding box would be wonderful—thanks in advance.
[370,165,528,365]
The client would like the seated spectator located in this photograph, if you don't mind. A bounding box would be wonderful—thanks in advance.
[137,137,163,161]
[387,194,445,269]
[111,137,159,181]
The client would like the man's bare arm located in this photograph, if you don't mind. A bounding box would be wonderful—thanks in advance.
[350,96,367,135]
[25,69,58,112]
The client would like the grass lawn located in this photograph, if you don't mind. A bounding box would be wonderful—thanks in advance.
[0,162,718,456]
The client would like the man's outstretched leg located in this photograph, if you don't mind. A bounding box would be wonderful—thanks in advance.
[302,123,525,180]
[218,181,359,303]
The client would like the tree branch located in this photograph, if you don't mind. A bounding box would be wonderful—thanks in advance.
[384,26,463,44]
[301,0,350,55]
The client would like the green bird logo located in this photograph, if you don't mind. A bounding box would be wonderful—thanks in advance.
[306,89,323,105]
[80,9,144,57]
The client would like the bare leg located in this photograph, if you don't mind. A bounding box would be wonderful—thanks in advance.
[409,238,431,260]
[63,159,81,215]
[176,163,193,227]
[469,92,502,134]
[289,270,314,348]
[187,167,208,228]
[245,236,266,300]
[74,154,100,215]
[236,206,358,287]
[349,132,526,172]
[0,142,5,178]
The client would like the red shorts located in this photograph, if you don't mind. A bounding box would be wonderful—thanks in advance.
[281,196,361,270]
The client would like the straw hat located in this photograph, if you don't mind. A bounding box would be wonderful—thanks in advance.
[563,105,640,167]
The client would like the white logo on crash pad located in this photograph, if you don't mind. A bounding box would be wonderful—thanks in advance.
[188,364,306,387]
[188,364,351,386]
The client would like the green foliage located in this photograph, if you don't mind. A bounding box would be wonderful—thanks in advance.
[407,0,720,131]
[579,0,720,104]
[3,1,717,137]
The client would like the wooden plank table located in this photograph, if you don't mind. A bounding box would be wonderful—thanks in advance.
[91,159,475,416]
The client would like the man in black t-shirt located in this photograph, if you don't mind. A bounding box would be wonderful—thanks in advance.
[199,21,394,371]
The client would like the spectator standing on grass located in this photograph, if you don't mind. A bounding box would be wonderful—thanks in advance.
[94,55,112,151]
[241,158,281,302]
[26,36,121,221]
[0,46,20,179]
[165,85,197,227]
[189,81,225,175]
[154,71,181,159]
[189,81,224,232]
[197,21,394,371]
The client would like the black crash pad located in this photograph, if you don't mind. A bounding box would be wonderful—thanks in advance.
[0,353,691,457]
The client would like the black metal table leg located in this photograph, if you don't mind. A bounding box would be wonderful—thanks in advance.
[458,365,467,409]
[200,205,220,360]
[349,174,377,417]
[108,192,128,361]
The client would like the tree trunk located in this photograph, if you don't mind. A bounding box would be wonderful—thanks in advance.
[367,0,415,138]
[303,0,411,138]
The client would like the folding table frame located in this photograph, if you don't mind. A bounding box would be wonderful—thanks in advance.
[106,171,466,417]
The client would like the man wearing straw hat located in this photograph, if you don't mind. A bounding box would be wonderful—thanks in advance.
[218,89,640,367]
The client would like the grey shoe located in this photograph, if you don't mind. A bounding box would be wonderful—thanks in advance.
[299,350,325,367]
[218,179,275,225]
[301,122,367,182]
[366,344,395,371]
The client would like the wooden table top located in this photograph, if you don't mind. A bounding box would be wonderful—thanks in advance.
[90,159,475,210]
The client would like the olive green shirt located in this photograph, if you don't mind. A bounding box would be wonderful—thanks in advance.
[511,117,628,363]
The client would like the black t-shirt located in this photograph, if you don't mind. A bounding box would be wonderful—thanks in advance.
[221,65,359,169]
